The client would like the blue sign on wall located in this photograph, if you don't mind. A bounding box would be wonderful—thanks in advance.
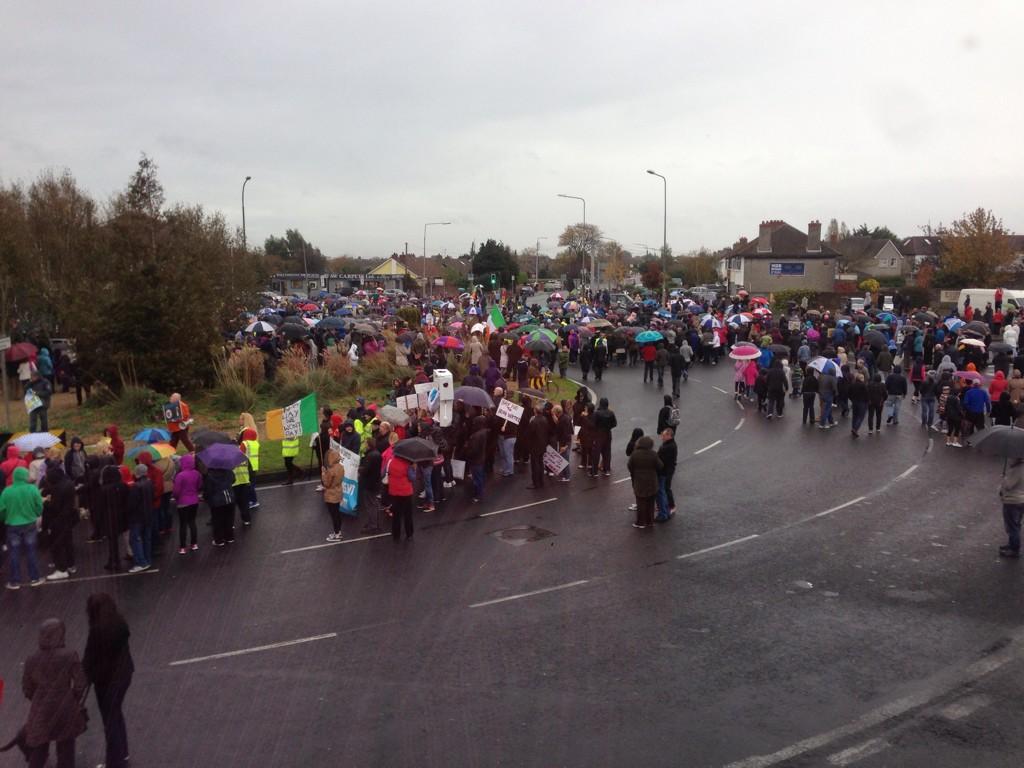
[769,262,805,276]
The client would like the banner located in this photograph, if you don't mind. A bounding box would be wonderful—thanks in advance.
[339,446,360,516]
[495,398,524,424]
[542,445,569,476]
[266,393,318,440]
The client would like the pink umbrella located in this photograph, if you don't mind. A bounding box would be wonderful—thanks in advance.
[806,328,820,340]
[953,370,983,383]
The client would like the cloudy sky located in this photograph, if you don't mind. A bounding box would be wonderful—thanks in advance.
[2,1,1021,260]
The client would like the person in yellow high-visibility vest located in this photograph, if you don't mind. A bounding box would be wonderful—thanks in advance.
[241,428,260,511]
[281,436,301,484]
[232,453,254,528]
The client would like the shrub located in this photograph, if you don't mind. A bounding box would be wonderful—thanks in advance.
[212,355,258,413]
[396,306,420,329]
[356,350,404,390]
[770,289,818,313]
[858,278,880,294]
[110,385,165,423]
[278,347,311,379]
[226,346,265,388]
[274,368,345,408]
[322,347,353,382]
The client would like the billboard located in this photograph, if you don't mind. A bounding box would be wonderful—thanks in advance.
[769,262,805,276]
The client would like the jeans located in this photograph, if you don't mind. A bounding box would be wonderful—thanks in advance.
[1003,503,1024,552]
[96,680,130,768]
[921,398,936,427]
[671,374,681,397]
[498,437,515,475]
[390,495,414,540]
[6,522,41,585]
[886,395,902,423]
[29,406,49,432]
[129,523,152,567]
[470,464,485,500]
[643,360,655,381]
[819,394,834,425]
[851,401,867,433]
[422,465,434,504]
[868,404,883,431]
[656,473,675,518]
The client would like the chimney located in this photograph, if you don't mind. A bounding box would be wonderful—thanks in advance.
[807,220,821,253]
[757,221,772,253]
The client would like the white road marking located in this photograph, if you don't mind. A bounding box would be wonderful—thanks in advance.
[713,385,730,394]
[736,399,745,411]
[694,439,722,455]
[896,464,918,480]
[677,535,759,561]
[40,569,160,586]
[479,497,557,517]
[827,738,890,765]
[722,634,1023,768]
[939,694,991,721]
[690,377,703,383]
[815,497,867,518]
[258,478,320,491]
[734,418,745,431]
[613,477,631,484]
[469,579,589,608]
[169,632,338,666]
[280,533,390,554]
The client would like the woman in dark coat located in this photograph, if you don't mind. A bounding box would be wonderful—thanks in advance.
[626,435,662,528]
[21,618,87,768]
[83,593,133,768]
[98,464,128,572]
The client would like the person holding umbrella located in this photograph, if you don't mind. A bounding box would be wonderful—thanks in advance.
[386,450,416,541]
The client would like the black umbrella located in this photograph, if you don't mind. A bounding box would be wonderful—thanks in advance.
[770,344,790,356]
[863,330,887,348]
[279,323,309,340]
[965,320,989,336]
[973,426,1024,461]
[193,429,235,451]
[913,311,937,323]
[318,317,348,330]
[454,386,494,408]
[990,341,1014,354]
[393,437,438,463]
[261,313,283,325]
[526,337,555,353]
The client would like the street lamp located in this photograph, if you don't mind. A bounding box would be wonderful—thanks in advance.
[646,169,667,304]
[241,176,252,251]
[535,236,548,281]
[557,194,589,295]
[423,221,451,299]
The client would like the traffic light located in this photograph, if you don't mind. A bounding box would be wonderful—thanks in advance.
[490,273,497,287]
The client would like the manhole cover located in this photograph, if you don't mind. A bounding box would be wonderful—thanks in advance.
[491,525,555,547]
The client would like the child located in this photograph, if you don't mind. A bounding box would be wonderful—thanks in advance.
[558,347,569,378]
[790,361,804,398]
[754,368,769,414]
[527,358,543,390]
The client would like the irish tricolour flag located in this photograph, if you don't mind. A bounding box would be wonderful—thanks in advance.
[486,305,506,334]
[266,393,318,440]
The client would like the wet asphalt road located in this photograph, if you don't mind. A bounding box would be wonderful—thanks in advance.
[2,355,1023,768]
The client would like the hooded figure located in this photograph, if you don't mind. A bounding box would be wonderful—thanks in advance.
[626,435,662,528]
[64,436,88,483]
[103,425,125,466]
[990,369,1009,401]
[1,443,28,487]
[21,618,87,755]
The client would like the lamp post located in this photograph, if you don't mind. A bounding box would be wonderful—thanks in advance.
[535,236,548,282]
[241,176,252,251]
[557,193,588,295]
[423,221,451,299]
[646,169,667,304]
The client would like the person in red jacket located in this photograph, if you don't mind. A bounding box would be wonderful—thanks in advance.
[1,444,28,486]
[640,343,657,383]
[386,455,416,542]
[103,425,125,466]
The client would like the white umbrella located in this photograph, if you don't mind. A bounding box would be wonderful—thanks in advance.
[471,322,486,334]
[245,321,276,334]
[808,356,843,377]
[959,337,986,349]
[13,432,62,452]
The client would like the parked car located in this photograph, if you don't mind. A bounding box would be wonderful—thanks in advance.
[543,280,562,292]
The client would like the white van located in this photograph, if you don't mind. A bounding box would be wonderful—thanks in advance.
[957,289,1024,314]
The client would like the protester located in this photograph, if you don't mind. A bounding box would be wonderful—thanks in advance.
[172,454,202,553]
[126,465,153,572]
[203,467,236,547]
[626,435,661,529]
[387,451,416,540]
[83,593,133,768]
[42,464,77,581]
[655,428,677,521]
[26,370,53,433]
[322,449,345,542]
[591,397,618,477]
[1,466,45,589]
[165,392,195,452]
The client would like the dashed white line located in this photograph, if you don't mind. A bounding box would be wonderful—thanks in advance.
[169,632,338,666]
[677,534,759,561]
[694,439,722,455]
[469,579,590,608]
[40,569,160,586]
[479,497,557,517]
[827,738,890,766]
[815,496,867,518]
[280,533,390,554]
[939,694,991,721]
[258,478,320,491]
[613,477,631,484]
[713,385,730,394]
[896,464,918,480]
[734,418,745,431]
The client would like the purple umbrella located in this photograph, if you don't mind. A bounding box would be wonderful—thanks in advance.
[198,442,247,471]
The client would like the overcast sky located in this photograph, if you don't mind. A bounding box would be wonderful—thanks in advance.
[2,1,1021,260]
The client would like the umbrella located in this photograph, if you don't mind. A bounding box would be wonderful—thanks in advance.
[517,324,541,335]
[736,289,749,298]
[808,356,842,377]
[876,312,895,323]
[914,311,938,323]
[302,317,318,327]
[729,345,761,361]
[245,321,277,334]
[700,315,722,330]
[529,329,558,343]
[752,306,772,316]
[454,386,494,408]
[4,342,37,363]
[127,442,177,461]
[279,323,309,340]
[192,429,235,451]
[804,309,822,318]
[132,428,171,443]
[470,322,486,334]
[447,321,464,330]
[972,426,1024,460]
[298,302,319,312]
[635,330,664,344]
[517,387,546,399]
[379,405,411,425]
[550,292,564,300]
[587,318,613,329]
[433,336,465,350]
[990,341,1014,354]
[261,313,284,325]
[727,313,752,325]
[334,307,354,317]
[12,432,61,452]
[198,442,247,471]
[770,344,791,356]
[352,323,378,335]
[959,338,986,349]
[863,330,887,348]
[525,337,555,353]
[944,318,965,331]
[806,328,821,341]
[655,309,672,319]
[953,370,983,383]
[750,296,769,305]
[318,317,348,330]
[965,320,989,336]
[393,437,438,463]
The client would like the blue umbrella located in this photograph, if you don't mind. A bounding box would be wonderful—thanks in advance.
[635,330,664,344]
[334,307,353,317]
[642,298,659,307]
[945,318,965,331]
[198,442,247,471]
[655,309,672,319]
[133,427,170,443]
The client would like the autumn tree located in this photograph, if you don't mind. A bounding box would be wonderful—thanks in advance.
[935,207,1012,287]
[599,240,631,287]
[557,223,602,282]
[641,260,663,291]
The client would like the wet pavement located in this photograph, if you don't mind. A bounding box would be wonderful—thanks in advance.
[2,356,1023,767]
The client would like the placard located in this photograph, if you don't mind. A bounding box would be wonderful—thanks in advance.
[398,394,419,411]
[162,402,183,422]
[495,398,524,425]
[450,459,466,480]
[339,446,360,516]
[542,445,569,476]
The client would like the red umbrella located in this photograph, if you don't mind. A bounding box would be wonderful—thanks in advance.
[4,342,37,363]
[298,303,319,312]
[432,335,464,350]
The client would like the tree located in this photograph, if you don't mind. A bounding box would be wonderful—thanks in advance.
[674,248,719,286]
[324,255,371,274]
[641,260,663,291]
[557,223,602,281]
[935,208,1013,287]
[852,223,899,241]
[264,229,326,273]
[599,240,631,288]
[472,238,518,288]
[827,218,840,243]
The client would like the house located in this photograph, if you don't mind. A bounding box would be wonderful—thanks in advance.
[726,220,840,294]
[898,236,942,268]
[366,254,421,292]
[831,237,909,280]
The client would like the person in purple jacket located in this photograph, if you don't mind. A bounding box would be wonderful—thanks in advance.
[172,454,202,554]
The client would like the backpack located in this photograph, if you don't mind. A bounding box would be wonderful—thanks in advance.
[668,405,680,427]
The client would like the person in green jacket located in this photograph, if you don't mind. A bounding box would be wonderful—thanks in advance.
[1,466,44,589]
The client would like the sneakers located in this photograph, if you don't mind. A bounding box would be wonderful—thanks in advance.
[326,533,342,542]
[631,523,648,529]
[602,471,611,477]
[628,503,638,511]
[190,543,199,551]
[30,578,44,587]
[46,570,70,581]
[314,485,324,492]
[178,548,187,555]
[6,583,19,590]
[248,502,260,509]
[128,564,150,573]
[999,546,1020,558]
